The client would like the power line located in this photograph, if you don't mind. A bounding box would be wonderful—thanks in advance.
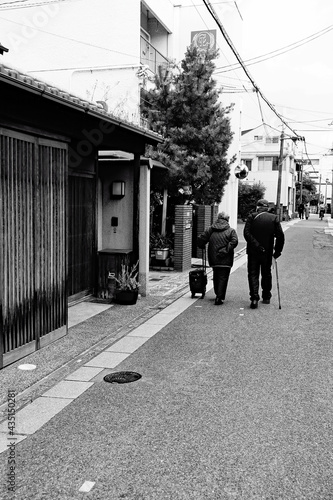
[202,0,302,139]
[215,24,333,73]
[188,0,255,101]
[292,129,333,132]
[256,92,270,138]
[0,0,31,6]
[276,104,333,116]
[0,0,70,9]
[0,15,139,60]
[287,118,333,124]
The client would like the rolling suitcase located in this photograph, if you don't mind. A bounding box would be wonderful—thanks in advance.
[189,248,207,299]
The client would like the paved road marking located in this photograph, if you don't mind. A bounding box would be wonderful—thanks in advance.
[79,481,95,492]
[0,397,71,436]
[42,381,94,399]
[85,351,130,368]
[106,336,149,353]
[65,366,103,381]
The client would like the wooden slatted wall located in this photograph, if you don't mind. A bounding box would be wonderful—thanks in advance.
[0,128,68,368]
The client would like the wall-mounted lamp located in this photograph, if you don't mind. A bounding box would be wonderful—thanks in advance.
[110,181,125,199]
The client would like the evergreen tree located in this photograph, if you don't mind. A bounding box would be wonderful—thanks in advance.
[295,174,317,205]
[238,181,266,220]
[141,45,235,205]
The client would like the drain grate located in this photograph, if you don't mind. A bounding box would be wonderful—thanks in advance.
[103,371,142,384]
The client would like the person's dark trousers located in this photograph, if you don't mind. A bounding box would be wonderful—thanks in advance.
[213,266,231,300]
[247,252,273,301]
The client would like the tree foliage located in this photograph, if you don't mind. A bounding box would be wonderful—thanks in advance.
[141,45,235,205]
[238,181,266,220]
[295,174,317,205]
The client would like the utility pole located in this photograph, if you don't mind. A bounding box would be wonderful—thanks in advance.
[324,178,329,207]
[300,162,304,206]
[276,129,284,221]
[331,168,333,218]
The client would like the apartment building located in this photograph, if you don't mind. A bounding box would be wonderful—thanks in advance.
[241,124,298,217]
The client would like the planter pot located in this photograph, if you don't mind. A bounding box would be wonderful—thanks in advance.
[114,290,139,305]
[154,248,170,260]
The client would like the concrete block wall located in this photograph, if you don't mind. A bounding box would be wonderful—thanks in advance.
[174,205,193,271]
[194,205,212,258]
[211,205,218,223]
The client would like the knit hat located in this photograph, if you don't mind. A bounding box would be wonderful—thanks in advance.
[217,212,230,221]
[257,199,269,207]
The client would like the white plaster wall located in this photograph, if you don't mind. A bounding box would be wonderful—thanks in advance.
[71,67,141,121]
[1,0,141,88]
[246,168,294,208]
[248,170,279,205]
[241,127,298,209]
[220,98,242,229]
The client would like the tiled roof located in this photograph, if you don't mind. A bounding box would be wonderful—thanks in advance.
[0,63,162,141]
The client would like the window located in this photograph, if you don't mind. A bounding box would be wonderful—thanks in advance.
[265,136,279,144]
[254,135,263,141]
[258,156,279,171]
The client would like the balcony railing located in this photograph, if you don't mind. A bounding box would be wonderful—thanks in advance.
[140,36,169,74]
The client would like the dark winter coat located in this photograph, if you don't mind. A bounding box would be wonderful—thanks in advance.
[197,220,238,267]
[243,208,285,256]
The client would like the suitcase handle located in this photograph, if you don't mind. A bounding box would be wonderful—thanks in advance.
[202,247,207,271]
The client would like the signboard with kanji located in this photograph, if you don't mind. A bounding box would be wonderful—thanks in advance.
[191,30,216,52]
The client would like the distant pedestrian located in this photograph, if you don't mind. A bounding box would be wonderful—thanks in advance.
[243,199,285,309]
[197,212,238,305]
[304,204,310,220]
[298,203,304,219]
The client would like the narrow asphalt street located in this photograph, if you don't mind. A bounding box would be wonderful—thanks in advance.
[1,215,333,500]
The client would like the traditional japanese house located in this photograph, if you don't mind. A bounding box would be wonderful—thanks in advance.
[0,63,162,368]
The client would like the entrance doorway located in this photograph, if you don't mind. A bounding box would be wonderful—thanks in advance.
[68,174,96,302]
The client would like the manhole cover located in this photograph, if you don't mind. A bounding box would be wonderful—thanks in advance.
[103,371,142,384]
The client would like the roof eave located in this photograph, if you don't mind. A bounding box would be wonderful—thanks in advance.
[0,67,163,145]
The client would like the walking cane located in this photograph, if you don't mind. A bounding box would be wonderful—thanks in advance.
[274,258,281,309]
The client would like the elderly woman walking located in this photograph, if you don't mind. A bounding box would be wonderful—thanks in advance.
[197,212,238,305]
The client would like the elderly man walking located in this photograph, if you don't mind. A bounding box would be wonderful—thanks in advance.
[243,199,285,309]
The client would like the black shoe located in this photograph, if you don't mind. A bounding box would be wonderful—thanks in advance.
[262,299,270,304]
[215,298,223,305]
[250,300,258,309]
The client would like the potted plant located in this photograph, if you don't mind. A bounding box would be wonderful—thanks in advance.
[150,233,173,261]
[114,261,140,305]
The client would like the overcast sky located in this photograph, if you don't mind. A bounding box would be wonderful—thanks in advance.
[219,0,333,168]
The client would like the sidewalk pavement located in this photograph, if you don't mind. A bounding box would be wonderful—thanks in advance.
[0,219,302,453]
